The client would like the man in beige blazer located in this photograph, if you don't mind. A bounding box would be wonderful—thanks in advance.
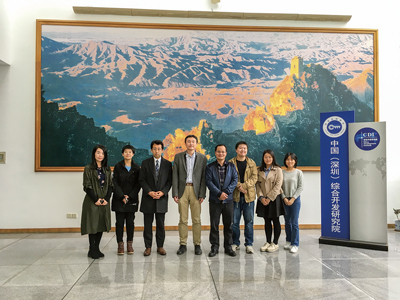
[172,135,207,255]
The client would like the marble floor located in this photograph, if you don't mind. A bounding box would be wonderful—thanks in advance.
[0,229,399,300]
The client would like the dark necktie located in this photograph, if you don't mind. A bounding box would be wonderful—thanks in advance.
[155,159,159,178]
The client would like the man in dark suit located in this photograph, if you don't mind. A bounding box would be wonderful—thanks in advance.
[205,144,238,257]
[172,135,207,255]
[139,140,172,256]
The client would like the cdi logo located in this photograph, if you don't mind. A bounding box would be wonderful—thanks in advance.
[354,127,380,151]
[323,116,347,138]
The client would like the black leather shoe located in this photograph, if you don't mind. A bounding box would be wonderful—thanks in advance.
[177,245,187,255]
[225,248,237,257]
[208,249,219,257]
[88,249,100,259]
[194,245,202,255]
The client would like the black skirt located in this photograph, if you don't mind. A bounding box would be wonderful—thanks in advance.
[256,194,286,219]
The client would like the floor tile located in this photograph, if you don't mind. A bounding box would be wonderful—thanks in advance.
[33,249,94,265]
[145,261,213,283]
[322,258,400,279]
[0,286,71,300]
[215,279,372,300]
[348,278,399,300]
[74,262,150,285]
[0,248,47,266]
[0,265,28,285]
[4,264,90,286]
[0,239,19,250]
[143,281,218,300]
[0,229,398,299]
[64,284,145,300]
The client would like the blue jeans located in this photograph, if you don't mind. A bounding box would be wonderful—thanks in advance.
[232,195,254,246]
[284,196,301,246]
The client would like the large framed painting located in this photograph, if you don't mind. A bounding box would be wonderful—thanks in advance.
[35,20,378,171]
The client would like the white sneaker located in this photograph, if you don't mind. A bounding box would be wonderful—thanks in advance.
[245,246,254,254]
[260,242,270,252]
[267,243,279,252]
[232,245,239,251]
[290,246,298,253]
[283,242,291,250]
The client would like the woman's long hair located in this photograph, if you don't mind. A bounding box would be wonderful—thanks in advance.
[259,149,280,171]
[90,144,108,169]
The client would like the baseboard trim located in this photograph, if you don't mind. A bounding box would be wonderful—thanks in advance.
[1,224,397,234]
[0,224,318,233]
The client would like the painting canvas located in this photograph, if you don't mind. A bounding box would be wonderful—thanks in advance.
[36,21,377,171]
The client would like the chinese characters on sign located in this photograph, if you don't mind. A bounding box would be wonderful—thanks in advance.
[330,140,339,154]
[330,141,341,232]
[320,111,354,240]
[331,182,340,233]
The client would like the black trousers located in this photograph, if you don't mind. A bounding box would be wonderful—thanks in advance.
[143,213,165,248]
[209,201,234,250]
[115,211,135,243]
[264,216,281,244]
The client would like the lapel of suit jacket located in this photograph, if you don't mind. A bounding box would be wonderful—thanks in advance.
[182,152,187,172]
[193,152,198,169]
[259,168,267,181]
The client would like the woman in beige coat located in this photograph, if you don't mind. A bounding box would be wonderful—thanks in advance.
[255,149,285,253]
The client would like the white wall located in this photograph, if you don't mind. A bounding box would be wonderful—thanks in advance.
[0,0,398,229]
[0,0,10,64]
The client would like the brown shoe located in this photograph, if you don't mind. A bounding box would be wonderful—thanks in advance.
[127,241,134,255]
[144,248,151,256]
[118,242,124,255]
[157,247,167,255]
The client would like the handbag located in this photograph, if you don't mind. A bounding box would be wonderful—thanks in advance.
[255,197,265,218]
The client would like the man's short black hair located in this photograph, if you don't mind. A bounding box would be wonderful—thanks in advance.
[235,141,248,149]
[214,144,227,152]
[122,145,135,154]
[150,140,164,150]
[185,135,198,143]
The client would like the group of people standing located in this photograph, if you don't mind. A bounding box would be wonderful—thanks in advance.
[80,136,303,259]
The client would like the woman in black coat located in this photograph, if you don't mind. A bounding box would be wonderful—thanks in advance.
[81,145,113,259]
[112,145,141,255]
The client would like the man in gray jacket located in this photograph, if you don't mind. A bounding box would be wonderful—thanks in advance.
[172,135,207,255]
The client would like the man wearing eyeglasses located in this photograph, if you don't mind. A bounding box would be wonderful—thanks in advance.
[205,144,238,257]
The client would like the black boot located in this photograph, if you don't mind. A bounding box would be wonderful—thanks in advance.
[88,234,100,259]
[95,232,104,257]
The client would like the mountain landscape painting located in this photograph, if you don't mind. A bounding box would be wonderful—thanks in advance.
[36,21,377,170]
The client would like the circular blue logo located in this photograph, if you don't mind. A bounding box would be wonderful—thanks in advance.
[322,116,346,138]
[354,127,380,151]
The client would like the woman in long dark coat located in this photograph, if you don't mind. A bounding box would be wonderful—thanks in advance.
[112,145,141,255]
[81,145,113,259]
